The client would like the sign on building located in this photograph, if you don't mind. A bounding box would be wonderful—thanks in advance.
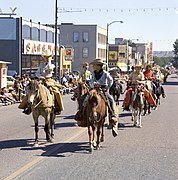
[65,47,74,61]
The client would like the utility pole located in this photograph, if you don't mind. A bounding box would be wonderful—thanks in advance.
[54,0,58,77]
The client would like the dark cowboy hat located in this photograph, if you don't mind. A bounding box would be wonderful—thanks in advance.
[90,58,107,65]
[145,64,152,68]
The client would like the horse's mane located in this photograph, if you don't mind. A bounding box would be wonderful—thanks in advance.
[27,80,54,108]
[28,80,39,91]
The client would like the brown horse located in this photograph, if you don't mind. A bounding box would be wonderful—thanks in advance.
[84,88,107,153]
[73,82,89,108]
[26,80,56,147]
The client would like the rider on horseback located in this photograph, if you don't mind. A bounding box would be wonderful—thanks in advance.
[153,68,166,98]
[122,64,157,111]
[18,49,64,114]
[144,64,166,98]
[75,58,117,124]
[71,62,92,101]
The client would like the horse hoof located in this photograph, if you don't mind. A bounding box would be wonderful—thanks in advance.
[33,143,39,148]
[137,125,142,128]
[112,129,118,137]
[92,141,97,148]
[47,139,53,143]
[89,147,93,153]
[96,145,101,150]
[100,137,104,142]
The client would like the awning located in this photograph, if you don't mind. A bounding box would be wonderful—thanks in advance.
[117,62,128,72]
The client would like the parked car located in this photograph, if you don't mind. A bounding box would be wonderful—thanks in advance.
[7,70,17,77]
[7,76,15,88]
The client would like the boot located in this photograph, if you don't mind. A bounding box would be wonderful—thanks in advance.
[122,105,130,111]
[162,94,166,98]
[74,110,82,121]
[112,121,118,137]
[71,95,76,101]
[22,107,32,115]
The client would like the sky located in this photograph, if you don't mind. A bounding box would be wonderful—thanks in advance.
[1,0,178,51]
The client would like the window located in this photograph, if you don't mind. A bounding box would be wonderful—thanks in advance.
[74,47,79,58]
[83,47,89,58]
[83,32,89,42]
[73,32,79,42]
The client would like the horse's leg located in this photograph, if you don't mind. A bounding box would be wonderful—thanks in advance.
[148,104,151,114]
[33,115,39,147]
[44,112,52,142]
[88,125,93,153]
[100,123,104,142]
[96,125,101,150]
[91,126,97,147]
[142,100,147,116]
[133,110,137,126]
[138,108,142,128]
[50,110,55,142]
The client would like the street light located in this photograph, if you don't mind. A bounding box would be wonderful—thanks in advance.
[106,20,123,71]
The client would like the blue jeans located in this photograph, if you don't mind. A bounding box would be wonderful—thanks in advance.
[105,90,115,113]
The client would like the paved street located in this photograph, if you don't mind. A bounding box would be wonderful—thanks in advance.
[0,74,178,180]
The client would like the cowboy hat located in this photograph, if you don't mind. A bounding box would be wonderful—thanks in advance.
[42,49,53,58]
[82,62,89,66]
[90,58,107,65]
[135,64,142,68]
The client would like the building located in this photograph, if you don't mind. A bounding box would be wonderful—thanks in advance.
[0,17,72,77]
[60,23,107,73]
[108,38,153,72]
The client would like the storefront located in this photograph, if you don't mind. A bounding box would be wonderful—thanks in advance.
[0,61,11,89]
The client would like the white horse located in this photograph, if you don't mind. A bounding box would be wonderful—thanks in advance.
[130,87,145,128]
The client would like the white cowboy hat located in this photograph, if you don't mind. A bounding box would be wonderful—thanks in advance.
[135,63,142,68]
[42,49,53,58]
[90,58,107,65]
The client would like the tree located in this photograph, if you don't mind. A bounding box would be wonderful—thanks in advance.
[153,56,173,67]
[173,39,178,68]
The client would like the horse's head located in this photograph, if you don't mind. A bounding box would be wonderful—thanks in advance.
[132,87,145,106]
[87,89,100,121]
[78,82,89,94]
[26,80,40,107]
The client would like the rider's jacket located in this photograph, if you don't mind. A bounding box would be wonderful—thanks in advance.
[129,71,144,85]
[143,70,155,80]
[90,69,113,91]
[36,61,55,78]
[80,70,92,82]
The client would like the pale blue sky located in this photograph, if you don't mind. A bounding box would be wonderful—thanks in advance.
[1,0,178,51]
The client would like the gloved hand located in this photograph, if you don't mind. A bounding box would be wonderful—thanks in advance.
[94,82,99,88]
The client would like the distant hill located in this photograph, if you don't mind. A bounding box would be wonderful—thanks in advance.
[153,51,174,57]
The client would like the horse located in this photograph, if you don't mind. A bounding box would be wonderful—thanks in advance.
[84,88,107,153]
[153,80,162,105]
[109,78,122,105]
[72,82,89,109]
[26,80,56,147]
[130,86,145,128]
[143,80,154,115]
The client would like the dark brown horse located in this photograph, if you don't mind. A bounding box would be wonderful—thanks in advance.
[85,88,107,153]
[26,80,56,147]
